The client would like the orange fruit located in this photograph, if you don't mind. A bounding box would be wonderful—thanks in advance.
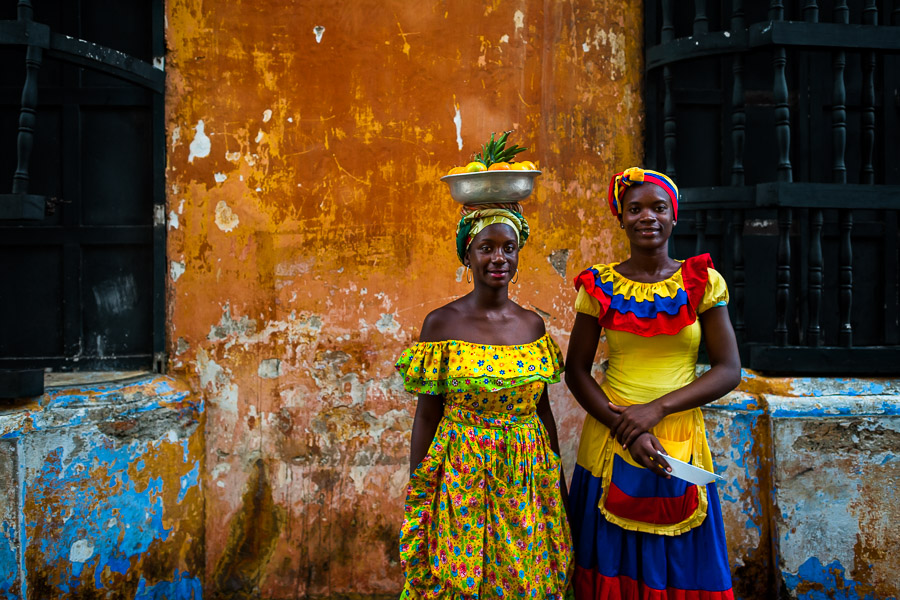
[518,160,536,170]
[448,166,466,175]
[510,162,529,171]
[465,161,487,172]
[487,162,511,171]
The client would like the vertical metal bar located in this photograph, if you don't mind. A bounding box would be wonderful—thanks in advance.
[884,212,899,345]
[730,79,745,185]
[12,1,42,196]
[731,0,746,187]
[61,0,82,361]
[807,210,823,346]
[16,0,33,19]
[694,0,709,35]
[661,0,674,43]
[776,208,792,346]
[663,68,677,181]
[832,2,848,185]
[773,54,792,182]
[839,211,853,347]
[888,11,900,341]
[771,0,792,346]
[61,108,81,360]
[695,210,707,256]
[769,0,784,21]
[152,0,167,372]
[814,1,848,349]
[861,0,877,185]
[848,0,877,349]
[731,0,745,31]
[662,0,677,181]
[732,210,746,345]
[803,1,819,23]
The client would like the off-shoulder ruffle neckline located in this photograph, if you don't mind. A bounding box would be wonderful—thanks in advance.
[413,332,552,349]
[394,333,563,395]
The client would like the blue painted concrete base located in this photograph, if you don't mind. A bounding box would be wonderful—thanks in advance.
[703,375,900,600]
[0,374,204,600]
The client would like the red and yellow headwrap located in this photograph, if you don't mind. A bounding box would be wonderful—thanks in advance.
[607,167,679,220]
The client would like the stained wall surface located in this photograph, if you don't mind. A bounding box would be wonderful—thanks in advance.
[164,1,642,597]
[706,376,900,600]
[0,375,204,599]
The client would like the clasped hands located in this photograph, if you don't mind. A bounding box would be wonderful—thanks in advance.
[609,401,671,479]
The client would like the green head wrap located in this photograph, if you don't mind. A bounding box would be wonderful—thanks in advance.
[455,208,530,265]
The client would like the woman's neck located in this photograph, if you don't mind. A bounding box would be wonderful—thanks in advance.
[469,284,510,312]
[623,245,679,278]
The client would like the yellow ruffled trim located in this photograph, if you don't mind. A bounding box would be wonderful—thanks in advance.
[575,263,731,318]
[395,333,564,395]
[594,262,687,302]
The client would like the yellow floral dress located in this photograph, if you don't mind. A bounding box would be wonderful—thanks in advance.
[395,334,573,600]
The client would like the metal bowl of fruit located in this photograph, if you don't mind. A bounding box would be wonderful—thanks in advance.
[440,169,542,205]
[440,130,541,205]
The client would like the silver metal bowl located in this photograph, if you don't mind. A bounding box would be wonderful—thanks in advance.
[439,170,542,205]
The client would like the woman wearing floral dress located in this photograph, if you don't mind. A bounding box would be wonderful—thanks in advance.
[395,204,573,600]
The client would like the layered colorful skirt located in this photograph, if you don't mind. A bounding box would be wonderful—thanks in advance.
[568,408,734,600]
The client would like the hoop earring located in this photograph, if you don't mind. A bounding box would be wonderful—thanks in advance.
[620,223,625,229]
[465,266,471,284]
[511,269,519,284]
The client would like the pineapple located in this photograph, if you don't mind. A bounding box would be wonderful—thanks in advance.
[474,131,527,168]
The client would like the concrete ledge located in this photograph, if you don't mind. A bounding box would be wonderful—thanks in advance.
[767,394,899,600]
[0,373,204,599]
[702,374,900,600]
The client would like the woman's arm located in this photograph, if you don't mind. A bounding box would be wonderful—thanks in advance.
[407,310,450,475]
[536,386,569,513]
[610,306,742,449]
[564,312,621,429]
[409,393,444,475]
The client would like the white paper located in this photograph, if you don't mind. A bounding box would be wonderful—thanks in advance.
[657,451,724,486]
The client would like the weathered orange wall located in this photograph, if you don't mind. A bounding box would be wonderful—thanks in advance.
[165,1,642,596]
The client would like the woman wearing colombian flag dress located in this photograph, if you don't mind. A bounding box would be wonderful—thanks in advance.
[394,204,573,599]
[565,168,741,600]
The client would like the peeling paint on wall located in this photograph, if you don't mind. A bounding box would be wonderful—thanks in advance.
[188,120,211,163]
[165,0,642,596]
[214,200,240,232]
[701,381,900,600]
[0,375,204,599]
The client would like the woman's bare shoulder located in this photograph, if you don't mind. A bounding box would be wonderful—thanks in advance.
[511,302,547,340]
[418,300,468,343]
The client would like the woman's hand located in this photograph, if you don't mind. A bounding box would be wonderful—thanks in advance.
[609,402,665,449]
[628,432,671,479]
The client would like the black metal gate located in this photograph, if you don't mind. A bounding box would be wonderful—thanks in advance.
[0,0,165,396]
[645,1,900,375]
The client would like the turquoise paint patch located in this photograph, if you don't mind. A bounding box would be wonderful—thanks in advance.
[23,440,176,593]
[177,462,200,504]
[0,521,18,596]
[789,377,898,398]
[2,375,203,599]
[706,406,765,539]
[134,569,202,600]
[770,400,900,418]
[784,557,877,600]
